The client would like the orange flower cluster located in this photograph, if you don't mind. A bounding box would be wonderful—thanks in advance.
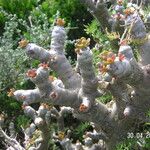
[56,18,65,26]
[99,51,126,74]
[99,65,108,74]
[41,103,52,110]
[99,51,116,74]
[39,63,49,69]
[79,104,88,112]
[75,37,90,54]
[99,50,126,73]
[100,51,116,65]
[26,69,37,78]
[124,7,135,16]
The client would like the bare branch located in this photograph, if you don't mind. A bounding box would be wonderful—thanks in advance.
[79,0,113,31]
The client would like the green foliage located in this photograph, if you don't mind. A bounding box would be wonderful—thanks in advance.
[116,139,137,150]
[0,0,38,33]
[0,0,38,18]
[0,8,51,121]
[0,11,27,90]
[73,122,91,142]
[16,115,31,129]
[85,19,108,44]
[99,93,112,104]
[21,8,51,47]
[116,138,150,150]
[143,138,150,149]
[0,92,21,117]
[0,0,92,64]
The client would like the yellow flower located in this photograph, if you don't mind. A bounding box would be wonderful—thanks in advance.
[100,51,116,64]
[7,88,15,97]
[18,39,29,48]
[117,0,123,5]
[41,103,53,110]
[106,31,120,40]
[99,65,108,74]
[104,57,115,65]
[58,131,65,140]
[75,37,90,50]
[75,48,81,54]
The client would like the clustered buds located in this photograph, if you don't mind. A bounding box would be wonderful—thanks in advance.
[117,0,123,5]
[100,51,116,65]
[79,104,88,112]
[18,39,29,48]
[124,7,135,16]
[56,18,65,26]
[38,62,49,69]
[26,69,37,78]
[99,65,108,74]
[49,75,57,82]
[7,88,15,97]
[98,50,125,74]
[58,131,65,140]
[75,37,90,54]
[106,32,120,41]
[98,51,116,74]
[40,103,52,110]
